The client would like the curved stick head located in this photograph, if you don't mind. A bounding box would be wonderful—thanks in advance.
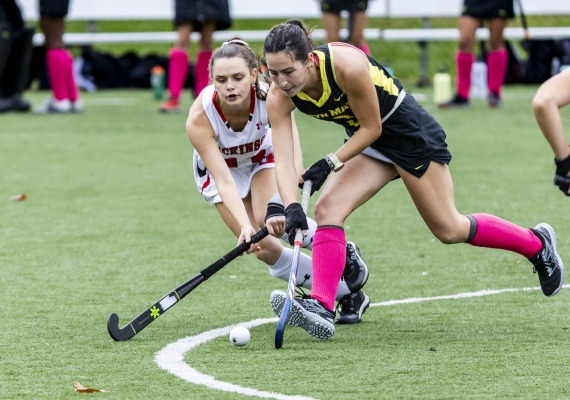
[107,313,135,342]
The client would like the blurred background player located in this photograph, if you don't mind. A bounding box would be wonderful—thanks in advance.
[159,0,232,113]
[0,0,34,113]
[441,0,514,108]
[187,38,370,324]
[532,67,570,196]
[319,0,371,55]
[34,0,83,113]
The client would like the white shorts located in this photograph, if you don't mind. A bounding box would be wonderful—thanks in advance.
[193,150,275,205]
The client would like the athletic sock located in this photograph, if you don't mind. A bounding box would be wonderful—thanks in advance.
[194,50,212,96]
[487,49,508,96]
[311,226,346,311]
[167,48,189,100]
[358,44,371,56]
[64,49,79,102]
[268,246,350,300]
[46,48,72,100]
[467,213,543,258]
[456,51,474,99]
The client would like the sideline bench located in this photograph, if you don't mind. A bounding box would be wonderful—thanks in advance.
[17,0,570,84]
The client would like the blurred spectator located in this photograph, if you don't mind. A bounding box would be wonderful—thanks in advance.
[441,0,514,108]
[319,0,371,55]
[34,0,83,113]
[0,0,33,113]
[532,67,570,196]
[159,0,232,113]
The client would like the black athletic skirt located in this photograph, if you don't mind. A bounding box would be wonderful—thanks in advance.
[321,0,369,13]
[174,0,232,31]
[348,94,452,178]
[39,0,70,18]
[462,0,515,19]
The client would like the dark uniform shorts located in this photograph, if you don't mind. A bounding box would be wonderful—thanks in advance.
[462,0,515,19]
[39,0,70,18]
[321,0,369,14]
[175,0,232,31]
[361,94,452,178]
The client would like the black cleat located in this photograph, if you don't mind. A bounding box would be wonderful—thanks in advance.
[439,93,470,108]
[336,290,370,324]
[271,290,335,339]
[487,91,502,108]
[343,241,369,292]
[529,223,564,296]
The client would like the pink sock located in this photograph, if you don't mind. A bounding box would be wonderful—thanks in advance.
[468,213,542,258]
[487,49,508,96]
[358,44,371,56]
[311,226,346,311]
[194,50,212,96]
[46,48,72,100]
[63,49,79,101]
[167,48,189,100]
[456,51,474,99]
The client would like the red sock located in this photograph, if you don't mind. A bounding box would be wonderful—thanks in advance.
[311,226,346,311]
[194,50,212,96]
[46,48,71,100]
[167,48,189,99]
[487,49,508,96]
[468,213,542,258]
[456,51,474,99]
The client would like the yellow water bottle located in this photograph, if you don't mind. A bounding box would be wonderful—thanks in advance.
[433,66,452,105]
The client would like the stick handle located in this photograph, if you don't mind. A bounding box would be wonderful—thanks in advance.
[294,180,313,242]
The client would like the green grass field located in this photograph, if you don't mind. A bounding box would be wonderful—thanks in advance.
[2,85,570,399]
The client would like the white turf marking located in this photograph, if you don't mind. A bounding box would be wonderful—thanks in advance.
[155,285,569,399]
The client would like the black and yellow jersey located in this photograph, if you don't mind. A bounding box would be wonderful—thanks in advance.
[290,43,404,133]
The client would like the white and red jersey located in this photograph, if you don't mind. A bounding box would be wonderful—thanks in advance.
[193,85,275,205]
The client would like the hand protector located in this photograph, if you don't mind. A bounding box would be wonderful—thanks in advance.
[285,203,309,245]
[265,200,285,222]
[300,158,332,195]
[554,154,570,196]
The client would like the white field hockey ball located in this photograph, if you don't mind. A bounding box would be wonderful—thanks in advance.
[229,326,250,347]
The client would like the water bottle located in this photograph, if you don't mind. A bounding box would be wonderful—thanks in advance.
[150,65,165,100]
[470,60,487,99]
[433,66,451,105]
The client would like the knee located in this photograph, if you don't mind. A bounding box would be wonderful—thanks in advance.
[433,230,464,245]
[313,197,348,225]
[430,220,469,244]
[532,91,552,114]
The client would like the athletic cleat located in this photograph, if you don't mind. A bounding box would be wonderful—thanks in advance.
[336,290,370,324]
[271,290,335,339]
[34,97,72,114]
[159,97,180,113]
[343,241,369,292]
[529,223,564,296]
[439,93,470,109]
[71,99,85,113]
[487,92,502,108]
[0,94,31,113]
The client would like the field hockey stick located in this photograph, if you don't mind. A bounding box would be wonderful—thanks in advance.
[274,180,312,349]
[515,0,530,40]
[107,227,269,341]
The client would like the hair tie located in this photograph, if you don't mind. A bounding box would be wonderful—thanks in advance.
[222,39,249,47]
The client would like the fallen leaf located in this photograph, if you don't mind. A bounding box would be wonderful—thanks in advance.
[9,193,26,202]
[73,381,107,393]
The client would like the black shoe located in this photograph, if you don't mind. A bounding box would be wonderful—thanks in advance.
[271,290,335,339]
[529,223,564,296]
[343,241,369,292]
[336,290,370,324]
[487,92,502,108]
[0,94,31,113]
[439,93,470,109]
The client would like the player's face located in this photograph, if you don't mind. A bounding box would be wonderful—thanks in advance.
[211,57,257,104]
[265,52,309,97]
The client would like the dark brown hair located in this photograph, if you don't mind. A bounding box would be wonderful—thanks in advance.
[263,19,315,63]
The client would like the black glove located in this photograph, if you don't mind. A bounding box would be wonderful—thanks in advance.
[554,154,570,196]
[285,203,308,245]
[300,158,332,195]
[265,200,285,222]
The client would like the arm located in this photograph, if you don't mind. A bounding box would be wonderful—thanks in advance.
[328,44,382,164]
[291,112,305,180]
[267,84,298,208]
[186,96,256,243]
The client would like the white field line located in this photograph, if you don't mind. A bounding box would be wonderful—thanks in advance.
[155,284,569,399]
